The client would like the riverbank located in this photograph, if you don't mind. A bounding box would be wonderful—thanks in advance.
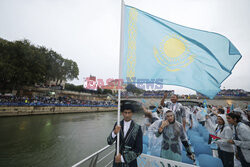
[0,106,117,117]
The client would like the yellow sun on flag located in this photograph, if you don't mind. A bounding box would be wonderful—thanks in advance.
[154,33,195,72]
[163,37,186,58]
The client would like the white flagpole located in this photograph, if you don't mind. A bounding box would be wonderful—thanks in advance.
[117,0,125,156]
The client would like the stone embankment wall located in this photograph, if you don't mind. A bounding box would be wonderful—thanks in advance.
[0,106,117,117]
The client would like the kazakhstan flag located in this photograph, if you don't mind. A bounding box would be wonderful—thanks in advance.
[121,5,241,99]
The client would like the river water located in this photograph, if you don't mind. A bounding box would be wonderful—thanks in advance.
[1,98,248,167]
[0,112,144,167]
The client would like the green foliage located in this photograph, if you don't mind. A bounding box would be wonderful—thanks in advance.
[0,37,79,90]
[103,89,113,94]
[65,83,85,92]
[125,83,144,94]
[65,83,113,95]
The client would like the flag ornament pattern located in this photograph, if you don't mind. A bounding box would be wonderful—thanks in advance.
[126,8,138,82]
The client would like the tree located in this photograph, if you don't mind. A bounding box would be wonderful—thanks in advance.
[103,89,113,95]
[125,83,144,94]
[0,37,79,91]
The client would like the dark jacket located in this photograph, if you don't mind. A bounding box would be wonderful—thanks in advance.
[107,120,143,167]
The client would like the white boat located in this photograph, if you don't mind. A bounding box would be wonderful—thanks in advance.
[71,143,198,167]
[71,101,223,167]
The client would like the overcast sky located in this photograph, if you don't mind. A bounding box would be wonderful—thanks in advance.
[0,0,249,94]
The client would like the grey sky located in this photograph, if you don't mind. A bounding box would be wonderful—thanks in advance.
[0,0,250,94]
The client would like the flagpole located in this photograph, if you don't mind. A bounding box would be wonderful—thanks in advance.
[117,0,124,156]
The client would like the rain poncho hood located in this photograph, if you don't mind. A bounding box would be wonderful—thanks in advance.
[218,114,228,125]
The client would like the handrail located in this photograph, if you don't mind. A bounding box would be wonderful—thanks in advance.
[72,144,114,167]
[72,144,198,167]
[96,149,115,164]
[104,160,113,167]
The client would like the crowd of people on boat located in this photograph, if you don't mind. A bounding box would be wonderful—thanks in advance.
[142,94,250,167]
[0,95,116,107]
[107,92,250,167]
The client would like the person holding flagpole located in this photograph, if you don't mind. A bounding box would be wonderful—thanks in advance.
[107,104,143,167]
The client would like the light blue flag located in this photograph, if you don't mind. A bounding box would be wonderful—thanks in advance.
[201,107,208,117]
[230,104,234,112]
[203,99,207,108]
[154,102,159,108]
[121,5,241,99]
[141,98,146,104]
[152,108,157,113]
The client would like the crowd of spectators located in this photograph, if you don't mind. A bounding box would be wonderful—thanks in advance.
[217,89,248,97]
[120,90,174,97]
[121,91,135,97]
[143,90,174,97]
[0,95,116,107]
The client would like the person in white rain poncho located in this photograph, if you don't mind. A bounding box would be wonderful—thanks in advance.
[195,107,206,126]
[205,114,234,167]
[142,105,159,133]
[245,111,250,127]
[209,108,226,120]
[227,112,250,167]
[233,108,249,127]
[161,94,187,130]
[151,110,194,162]
[184,106,193,130]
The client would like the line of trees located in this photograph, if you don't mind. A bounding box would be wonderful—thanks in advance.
[125,83,145,94]
[65,83,113,95]
[0,38,79,91]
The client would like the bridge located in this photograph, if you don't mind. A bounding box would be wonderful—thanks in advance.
[119,97,203,112]
[121,97,164,107]
[119,96,250,109]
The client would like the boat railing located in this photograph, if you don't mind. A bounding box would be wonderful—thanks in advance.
[72,143,197,167]
[72,144,115,167]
